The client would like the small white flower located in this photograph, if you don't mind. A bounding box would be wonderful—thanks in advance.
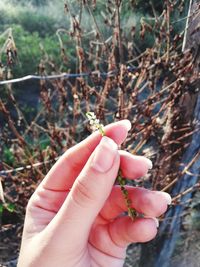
[89,112,95,118]
[86,112,105,135]
[91,125,97,132]
[89,120,95,125]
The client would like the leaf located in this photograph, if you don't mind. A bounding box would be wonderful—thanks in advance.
[6,203,15,213]
[3,147,15,165]
[0,203,3,214]
[0,178,5,203]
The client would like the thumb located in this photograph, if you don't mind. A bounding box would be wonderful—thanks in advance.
[71,136,119,218]
[50,136,119,238]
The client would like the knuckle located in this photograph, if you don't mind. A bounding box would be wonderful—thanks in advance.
[72,179,95,207]
[140,191,166,217]
[141,192,155,209]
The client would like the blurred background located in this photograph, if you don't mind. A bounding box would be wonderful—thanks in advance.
[0,1,200,266]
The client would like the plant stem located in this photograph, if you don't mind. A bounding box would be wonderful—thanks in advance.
[86,112,137,220]
[117,170,137,220]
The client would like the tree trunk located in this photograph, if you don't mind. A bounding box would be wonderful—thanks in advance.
[139,1,200,266]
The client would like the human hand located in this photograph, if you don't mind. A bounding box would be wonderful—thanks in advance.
[17,120,171,267]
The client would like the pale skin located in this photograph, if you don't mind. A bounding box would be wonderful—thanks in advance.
[17,120,171,267]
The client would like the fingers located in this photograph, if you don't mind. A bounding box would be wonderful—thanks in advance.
[100,186,171,220]
[46,137,120,241]
[41,120,131,191]
[119,150,152,179]
[109,216,158,247]
[89,217,158,259]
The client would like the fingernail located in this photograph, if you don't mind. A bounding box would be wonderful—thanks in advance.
[144,216,159,228]
[91,136,118,173]
[152,217,159,228]
[122,120,132,131]
[161,192,172,205]
[145,158,153,169]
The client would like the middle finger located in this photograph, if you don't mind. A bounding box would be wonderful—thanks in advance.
[100,186,171,220]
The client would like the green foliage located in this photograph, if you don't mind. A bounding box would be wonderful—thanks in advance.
[0,0,68,77]
[5,0,50,7]
[25,0,48,6]
[0,24,63,76]
[135,0,164,13]
[0,7,57,37]
[0,203,16,216]
[3,147,15,166]
[5,203,15,213]
[13,26,42,73]
[39,137,51,150]
[15,12,56,37]
[0,0,189,79]
[0,203,3,214]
